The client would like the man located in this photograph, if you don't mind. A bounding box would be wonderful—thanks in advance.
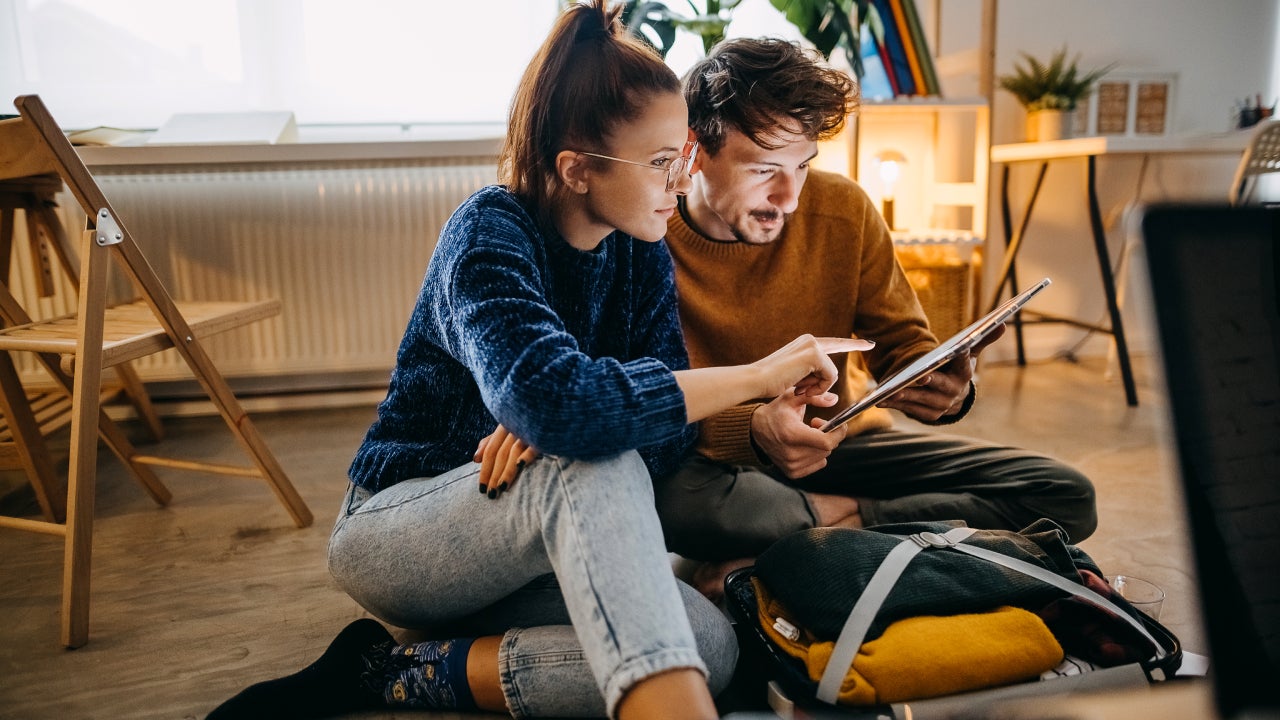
[657,38,1096,593]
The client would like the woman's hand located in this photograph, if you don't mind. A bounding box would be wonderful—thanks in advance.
[474,424,540,498]
[675,335,873,423]
[753,335,875,399]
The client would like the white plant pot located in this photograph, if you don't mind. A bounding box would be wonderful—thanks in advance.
[1026,110,1073,142]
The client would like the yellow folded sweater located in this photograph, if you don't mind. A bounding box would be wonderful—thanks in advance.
[754,577,1064,705]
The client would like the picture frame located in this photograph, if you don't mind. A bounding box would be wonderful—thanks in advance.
[1071,72,1177,137]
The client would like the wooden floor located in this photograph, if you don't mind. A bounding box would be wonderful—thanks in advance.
[0,355,1203,720]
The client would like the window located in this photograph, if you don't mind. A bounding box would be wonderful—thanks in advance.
[0,0,560,129]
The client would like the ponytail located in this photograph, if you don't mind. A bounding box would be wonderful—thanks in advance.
[499,0,680,230]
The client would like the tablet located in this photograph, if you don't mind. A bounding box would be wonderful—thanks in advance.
[820,277,1051,433]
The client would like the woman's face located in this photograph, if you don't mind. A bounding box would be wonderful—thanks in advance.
[577,90,692,244]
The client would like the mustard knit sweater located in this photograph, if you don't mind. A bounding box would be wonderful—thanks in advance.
[666,170,937,466]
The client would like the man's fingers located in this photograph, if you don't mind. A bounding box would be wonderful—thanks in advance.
[972,323,1007,354]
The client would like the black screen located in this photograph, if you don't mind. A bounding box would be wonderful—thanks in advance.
[1143,203,1280,715]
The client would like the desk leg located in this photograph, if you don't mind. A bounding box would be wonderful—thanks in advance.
[990,161,1048,366]
[1085,155,1139,406]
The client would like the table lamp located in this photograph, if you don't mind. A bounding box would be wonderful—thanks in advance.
[875,149,906,230]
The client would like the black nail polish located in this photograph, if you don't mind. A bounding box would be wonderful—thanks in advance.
[498,482,508,492]
[479,484,487,494]
[516,459,526,469]
[488,489,497,499]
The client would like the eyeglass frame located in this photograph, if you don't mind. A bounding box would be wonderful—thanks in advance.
[575,140,698,192]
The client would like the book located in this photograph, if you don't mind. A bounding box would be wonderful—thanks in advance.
[857,9,896,100]
[899,0,941,95]
[66,126,151,147]
[864,3,900,97]
[147,111,298,146]
[870,0,915,96]
[888,0,927,95]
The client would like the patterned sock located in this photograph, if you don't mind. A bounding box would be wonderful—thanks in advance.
[381,637,477,711]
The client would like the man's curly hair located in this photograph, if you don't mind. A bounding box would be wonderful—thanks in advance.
[683,38,858,155]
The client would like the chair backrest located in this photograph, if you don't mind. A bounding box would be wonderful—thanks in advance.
[1229,118,1280,205]
[3,94,196,338]
[0,104,61,182]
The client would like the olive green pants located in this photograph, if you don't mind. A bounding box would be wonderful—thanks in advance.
[655,428,1096,561]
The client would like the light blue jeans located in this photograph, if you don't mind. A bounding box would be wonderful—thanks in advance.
[327,450,737,718]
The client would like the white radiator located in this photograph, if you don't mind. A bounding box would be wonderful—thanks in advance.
[8,158,497,396]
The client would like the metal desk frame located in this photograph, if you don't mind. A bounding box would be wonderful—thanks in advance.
[988,134,1249,407]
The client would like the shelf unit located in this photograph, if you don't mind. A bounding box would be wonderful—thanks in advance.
[849,98,990,244]
[815,98,990,338]
[823,0,998,337]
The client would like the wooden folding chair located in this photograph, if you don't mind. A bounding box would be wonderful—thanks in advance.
[1,173,165,493]
[0,94,313,648]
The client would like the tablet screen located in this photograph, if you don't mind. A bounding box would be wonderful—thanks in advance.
[819,278,1051,433]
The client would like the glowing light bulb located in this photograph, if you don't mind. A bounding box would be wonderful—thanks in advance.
[874,150,907,230]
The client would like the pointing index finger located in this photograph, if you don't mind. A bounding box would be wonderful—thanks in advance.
[817,337,875,355]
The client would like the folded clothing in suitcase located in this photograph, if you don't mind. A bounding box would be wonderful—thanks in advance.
[723,519,1182,715]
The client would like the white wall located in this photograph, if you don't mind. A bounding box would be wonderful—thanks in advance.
[984,0,1279,362]
[727,0,1279,362]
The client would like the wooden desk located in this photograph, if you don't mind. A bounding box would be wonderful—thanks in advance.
[989,133,1249,406]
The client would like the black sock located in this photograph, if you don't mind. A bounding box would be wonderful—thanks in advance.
[207,618,395,720]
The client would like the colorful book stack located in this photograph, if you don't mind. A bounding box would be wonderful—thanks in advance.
[858,0,941,99]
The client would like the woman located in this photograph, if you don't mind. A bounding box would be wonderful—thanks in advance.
[209,2,866,718]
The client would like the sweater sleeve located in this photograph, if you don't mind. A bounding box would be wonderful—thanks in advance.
[629,241,699,479]
[694,402,767,467]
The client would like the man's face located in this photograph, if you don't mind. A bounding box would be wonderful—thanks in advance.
[686,124,818,245]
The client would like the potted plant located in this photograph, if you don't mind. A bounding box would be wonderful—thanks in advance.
[621,0,870,77]
[998,47,1113,141]
[620,0,743,57]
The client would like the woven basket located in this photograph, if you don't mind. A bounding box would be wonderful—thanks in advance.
[895,245,978,340]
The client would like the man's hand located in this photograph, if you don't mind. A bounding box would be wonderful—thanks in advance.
[474,424,539,498]
[880,323,1005,422]
[751,389,848,479]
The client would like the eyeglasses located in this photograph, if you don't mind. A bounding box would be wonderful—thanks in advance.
[577,141,698,192]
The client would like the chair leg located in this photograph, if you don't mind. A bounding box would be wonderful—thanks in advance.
[0,352,65,522]
[60,251,110,649]
[111,363,164,442]
[59,373,166,646]
[204,370,313,528]
[21,349,172,507]
[59,224,116,648]
[224,406,313,528]
[181,354,312,527]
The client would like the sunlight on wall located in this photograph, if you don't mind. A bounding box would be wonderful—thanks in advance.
[0,0,560,128]
[0,0,828,130]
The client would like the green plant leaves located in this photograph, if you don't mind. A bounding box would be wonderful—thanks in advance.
[997,46,1114,111]
[767,0,869,76]
[619,0,869,75]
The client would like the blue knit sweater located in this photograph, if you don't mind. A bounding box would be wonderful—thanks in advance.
[348,186,696,492]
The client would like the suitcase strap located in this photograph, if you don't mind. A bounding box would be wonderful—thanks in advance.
[815,527,1166,704]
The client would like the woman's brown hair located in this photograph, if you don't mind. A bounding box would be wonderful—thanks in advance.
[499,0,680,230]
[683,38,857,155]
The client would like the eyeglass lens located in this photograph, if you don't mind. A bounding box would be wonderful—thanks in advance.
[665,155,688,191]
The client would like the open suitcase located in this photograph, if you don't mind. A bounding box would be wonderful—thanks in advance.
[722,520,1184,719]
